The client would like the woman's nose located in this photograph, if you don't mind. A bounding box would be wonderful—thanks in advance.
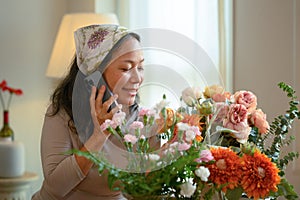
[130,68,143,83]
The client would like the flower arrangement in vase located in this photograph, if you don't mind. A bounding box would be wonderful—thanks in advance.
[74,82,299,200]
[0,80,23,141]
[0,79,25,178]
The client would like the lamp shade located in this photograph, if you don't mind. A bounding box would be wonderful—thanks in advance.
[46,13,119,78]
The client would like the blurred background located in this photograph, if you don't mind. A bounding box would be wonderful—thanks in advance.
[0,0,299,196]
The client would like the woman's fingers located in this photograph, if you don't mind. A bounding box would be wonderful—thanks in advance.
[89,86,101,128]
[95,85,105,110]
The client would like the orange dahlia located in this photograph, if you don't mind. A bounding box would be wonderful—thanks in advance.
[206,147,242,192]
[240,150,281,200]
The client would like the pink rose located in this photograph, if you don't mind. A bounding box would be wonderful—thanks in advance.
[223,104,251,143]
[250,109,270,134]
[212,91,231,102]
[233,90,257,113]
[214,102,229,122]
[124,134,138,144]
[204,85,224,98]
[195,149,214,163]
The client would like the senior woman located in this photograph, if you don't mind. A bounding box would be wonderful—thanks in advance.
[32,24,146,200]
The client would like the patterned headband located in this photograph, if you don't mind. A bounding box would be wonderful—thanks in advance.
[74,24,130,75]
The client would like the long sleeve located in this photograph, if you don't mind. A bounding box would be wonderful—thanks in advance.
[39,108,85,198]
[32,106,124,200]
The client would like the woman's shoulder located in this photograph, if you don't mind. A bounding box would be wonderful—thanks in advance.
[45,104,71,123]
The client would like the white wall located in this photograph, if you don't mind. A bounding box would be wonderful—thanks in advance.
[234,0,300,194]
[0,0,98,195]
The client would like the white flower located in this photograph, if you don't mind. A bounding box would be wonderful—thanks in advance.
[185,129,196,142]
[195,166,210,182]
[155,99,170,113]
[176,122,190,131]
[148,153,160,161]
[179,178,196,198]
[182,87,202,106]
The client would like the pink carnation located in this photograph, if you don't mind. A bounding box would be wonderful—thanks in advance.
[129,121,144,130]
[233,90,257,113]
[250,109,270,134]
[139,108,155,117]
[195,149,214,163]
[124,134,138,144]
[178,142,191,151]
[100,119,111,131]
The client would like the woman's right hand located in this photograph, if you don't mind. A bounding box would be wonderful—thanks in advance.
[90,85,122,131]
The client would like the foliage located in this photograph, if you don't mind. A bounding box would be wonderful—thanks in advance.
[74,82,299,200]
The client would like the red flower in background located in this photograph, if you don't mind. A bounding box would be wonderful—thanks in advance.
[0,80,23,110]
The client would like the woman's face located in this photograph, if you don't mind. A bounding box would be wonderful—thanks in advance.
[103,37,144,106]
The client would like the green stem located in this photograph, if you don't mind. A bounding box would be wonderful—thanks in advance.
[6,93,13,110]
[0,92,5,109]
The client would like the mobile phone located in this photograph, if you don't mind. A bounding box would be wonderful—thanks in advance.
[84,71,117,112]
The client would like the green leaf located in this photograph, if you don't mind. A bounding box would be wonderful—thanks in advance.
[225,186,244,200]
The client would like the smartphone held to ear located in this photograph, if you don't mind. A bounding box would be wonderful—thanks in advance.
[84,71,117,112]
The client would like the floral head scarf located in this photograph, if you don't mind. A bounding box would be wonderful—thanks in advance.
[74,24,130,75]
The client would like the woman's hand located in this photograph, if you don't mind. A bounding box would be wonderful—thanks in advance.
[90,85,122,130]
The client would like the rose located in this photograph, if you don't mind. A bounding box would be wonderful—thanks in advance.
[203,85,224,98]
[212,91,231,102]
[182,86,202,106]
[232,90,257,113]
[214,102,229,122]
[249,109,270,134]
[223,104,251,143]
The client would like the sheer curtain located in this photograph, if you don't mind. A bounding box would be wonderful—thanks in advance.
[114,0,232,106]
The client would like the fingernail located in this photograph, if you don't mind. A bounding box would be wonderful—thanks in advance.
[114,94,118,99]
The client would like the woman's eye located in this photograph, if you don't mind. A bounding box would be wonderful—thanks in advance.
[138,66,144,71]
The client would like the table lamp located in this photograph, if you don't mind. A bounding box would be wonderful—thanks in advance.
[46,13,119,78]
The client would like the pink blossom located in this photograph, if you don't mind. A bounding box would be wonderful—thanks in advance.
[214,102,229,122]
[250,109,270,134]
[233,90,257,113]
[212,91,231,102]
[112,111,126,126]
[178,142,191,151]
[139,108,156,117]
[195,149,214,163]
[129,121,144,130]
[100,119,111,131]
[223,104,251,143]
[124,134,138,144]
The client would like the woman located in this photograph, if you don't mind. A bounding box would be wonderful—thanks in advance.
[32,24,145,200]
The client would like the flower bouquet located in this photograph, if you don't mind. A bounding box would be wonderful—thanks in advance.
[75,82,299,200]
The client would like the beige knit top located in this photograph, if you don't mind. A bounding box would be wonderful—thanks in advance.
[32,106,126,200]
